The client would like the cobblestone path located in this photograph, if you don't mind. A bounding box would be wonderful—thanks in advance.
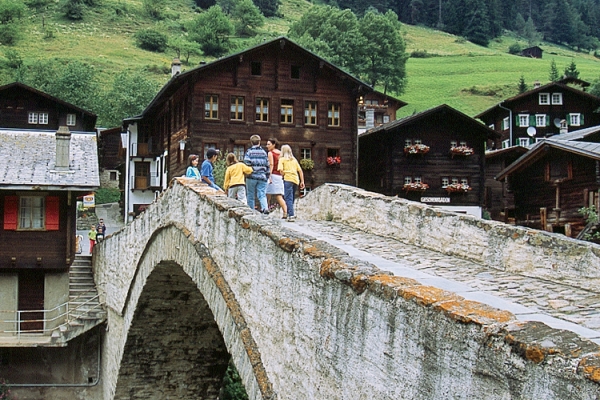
[281,218,600,342]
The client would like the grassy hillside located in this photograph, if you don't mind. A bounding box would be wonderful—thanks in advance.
[3,0,600,120]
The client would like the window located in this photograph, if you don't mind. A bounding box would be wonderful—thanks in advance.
[545,160,573,181]
[404,176,412,185]
[109,171,117,181]
[233,145,245,161]
[441,177,449,188]
[327,103,340,127]
[4,196,59,231]
[28,112,48,124]
[134,162,150,189]
[461,178,469,185]
[19,197,45,229]
[204,143,217,159]
[205,95,219,119]
[405,139,412,148]
[519,137,530,146]
[569,113,581,126]
[502,117,509,130]
[552,93,563,105]
[414,139,422,145]
[539,93,549,105]
[451,177,459,184]
[230,96,244,121]
[459,141,467,146]
[450,141,457,148]
[502,139,510,148]
[280,99,294,124]
[300,148,312,159]
[414,176,422,184]
[535,114,546,127]
[251,61,261,76]
[383,115,390,123]
[291,65,300,79]
[518,114,529,127]
[255,98,269,122]
[304,101,317,125]
[66,114,76,126]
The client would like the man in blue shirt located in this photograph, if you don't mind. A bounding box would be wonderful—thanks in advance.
[244,135,270,213]
[201,149,222,191]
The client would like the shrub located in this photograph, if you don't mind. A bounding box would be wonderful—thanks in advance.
[4,49,22,69]
[299,158,314,170]
[95,188,121,205]
[64,0,85,20]
[213,156,227,189]
[134,29,168,52]
[508,43,521,54]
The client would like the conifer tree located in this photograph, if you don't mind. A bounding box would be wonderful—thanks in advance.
[549,59,560,82]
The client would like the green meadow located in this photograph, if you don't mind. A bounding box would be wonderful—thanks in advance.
[4,0,600,118]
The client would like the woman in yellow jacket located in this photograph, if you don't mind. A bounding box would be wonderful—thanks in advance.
[223,153,253,204]
[277,145,305,222]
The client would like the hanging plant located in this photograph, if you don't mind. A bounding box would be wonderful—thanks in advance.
[404,144,430,155]
[299,158,314,170]
[449,146,474,156]
[445,183,472,193]
[403,182,429,192]
[326,156,341,166]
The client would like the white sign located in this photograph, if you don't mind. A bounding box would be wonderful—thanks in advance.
[421,197,450,203]
[83,194,95,208]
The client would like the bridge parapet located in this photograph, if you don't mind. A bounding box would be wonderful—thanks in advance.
[94,179,600,399]
[298,184,600,292]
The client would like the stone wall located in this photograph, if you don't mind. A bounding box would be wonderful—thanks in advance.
[297,184,600,292]
[94,179,600,399]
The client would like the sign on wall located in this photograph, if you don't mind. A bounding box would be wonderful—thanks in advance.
[83,194,95,208]
[421,197,450,203]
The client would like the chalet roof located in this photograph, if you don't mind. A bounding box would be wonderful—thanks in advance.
[548,125,600,141]
[0,129,99,191]
[365,89,408,109]
[485,146,529,159]
[125,36,392,124]
[475,82,600,120]
[496,139,600,181]
[359,104,499,139]
[557,76,591,88]
[0,82,97,119]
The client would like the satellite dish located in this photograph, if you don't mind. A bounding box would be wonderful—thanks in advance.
[527,126,537,137]
[553,118,562,128]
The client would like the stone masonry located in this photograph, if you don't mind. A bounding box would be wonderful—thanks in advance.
[93,179,600,399]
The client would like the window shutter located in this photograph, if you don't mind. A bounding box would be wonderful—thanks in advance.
[546,115,550,126]
[46,196,59,231]
[566,113,571,125]
[515,115,519,126]
[581,114,585,125]
[4,196,18,230]
[529,115,535,126]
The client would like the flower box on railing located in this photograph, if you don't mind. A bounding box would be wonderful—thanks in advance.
[449,146,474,157]
[445,183,472,193]
[403,182,429,192]
[326,156,341,167]
[404,144,430,155]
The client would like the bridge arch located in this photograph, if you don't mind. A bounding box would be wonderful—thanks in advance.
[105,224,274,400]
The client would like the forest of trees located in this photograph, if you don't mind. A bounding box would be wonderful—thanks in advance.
[330,0,600,50]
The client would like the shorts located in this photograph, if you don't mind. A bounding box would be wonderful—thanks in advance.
[266,174,284,195]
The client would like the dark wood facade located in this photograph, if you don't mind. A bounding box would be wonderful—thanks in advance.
[358,91,406,133]
[0,82,97,132]
[484,147,528,221]
[359,105,498,210]
[476,82,600,150]
[0,191,76,270]
[124,37,387,193]
[496,140,600,237]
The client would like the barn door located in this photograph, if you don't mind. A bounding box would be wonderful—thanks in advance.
[18,271,45,332]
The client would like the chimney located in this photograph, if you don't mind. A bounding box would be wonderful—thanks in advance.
[171,58,181,77]
[55,126,71,171]
[559,119,568,134]
[533,80,541,89]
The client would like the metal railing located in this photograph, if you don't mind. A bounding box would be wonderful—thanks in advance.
[0,290,104,340]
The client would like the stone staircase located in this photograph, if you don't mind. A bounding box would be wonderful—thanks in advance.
[51,255,107,344]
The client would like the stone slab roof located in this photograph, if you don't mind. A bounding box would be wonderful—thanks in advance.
[0,129,99,191]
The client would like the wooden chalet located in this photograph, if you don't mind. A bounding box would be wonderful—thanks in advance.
[476,82,600,150]
[98,126,125,190]
[496,139,600,237]
[122,37,401,219]
[358,104,498,217]
[357,90,406,134]
[0,83,99,337]
[484,146,529,221]
[520,46,543,59]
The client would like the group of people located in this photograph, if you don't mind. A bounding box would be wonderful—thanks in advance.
[185,135,304,221]
[88,218,107,254]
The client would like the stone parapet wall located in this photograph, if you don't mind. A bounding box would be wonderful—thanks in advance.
[297,184,600,292]
[94,179,600,399]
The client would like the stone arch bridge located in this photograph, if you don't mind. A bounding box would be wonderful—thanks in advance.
[94,179,600,399]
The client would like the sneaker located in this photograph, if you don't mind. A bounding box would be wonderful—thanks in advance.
[287,216,296,222]
[282,213,288,219]
[262,209,270,215]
